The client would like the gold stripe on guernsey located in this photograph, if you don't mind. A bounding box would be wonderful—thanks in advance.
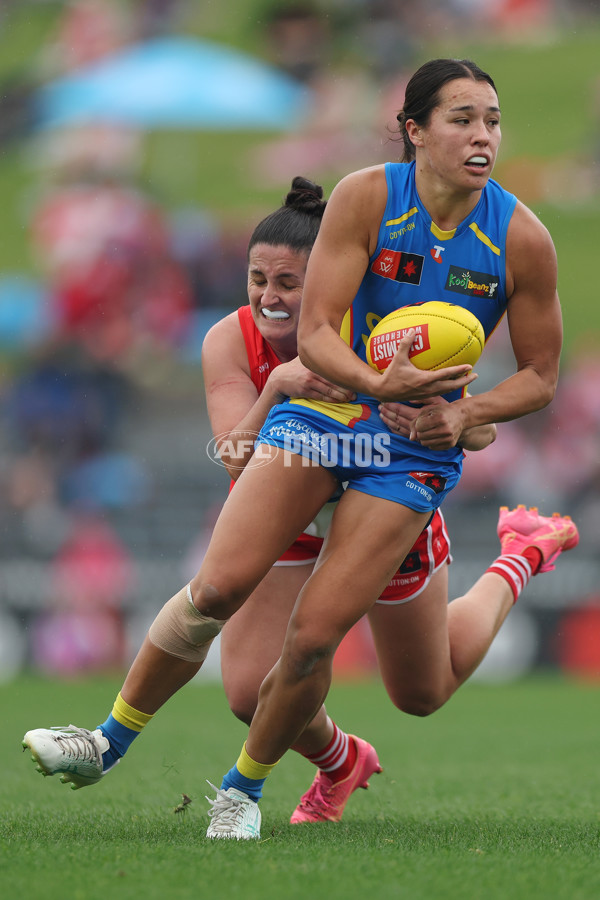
[290,398,369,428]
[469,222,501,255]
[340,309,352,346]
[430,221,456,241]
[385,207,418,227]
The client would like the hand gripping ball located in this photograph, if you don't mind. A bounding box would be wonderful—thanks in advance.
[366,301,485,373]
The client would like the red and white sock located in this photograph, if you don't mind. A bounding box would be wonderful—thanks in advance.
[302,722,357,783]
[487,547,543,603]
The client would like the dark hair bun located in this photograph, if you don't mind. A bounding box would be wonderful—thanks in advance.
[284,176,326,216]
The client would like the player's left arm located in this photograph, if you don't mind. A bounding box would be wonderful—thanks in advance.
[412,203,562,450]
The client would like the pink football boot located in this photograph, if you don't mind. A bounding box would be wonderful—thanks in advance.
[497,505,579,573]
[290,736,382,824]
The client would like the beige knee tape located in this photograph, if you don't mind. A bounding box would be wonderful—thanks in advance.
[148,584,226,663]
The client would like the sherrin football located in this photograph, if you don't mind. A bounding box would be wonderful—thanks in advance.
[366,300,485,373]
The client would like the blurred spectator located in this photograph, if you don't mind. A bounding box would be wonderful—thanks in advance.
[30,176,194,364]
[63,450,152,510]
[490,0,556,37]
[349,0,420,84]
[31,177,164,278]
[261,1,331,84]
[30,513,136,674]
[169,207,248,312]
[4,343,127,466]
[29,124,143,182]
[131,0,185,41]
[2,445,71,556]
[48,513,135,610]
[0,339,150,564]
[41,0,130,77]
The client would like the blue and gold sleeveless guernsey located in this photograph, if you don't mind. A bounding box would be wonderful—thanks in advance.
[258,161,517,513]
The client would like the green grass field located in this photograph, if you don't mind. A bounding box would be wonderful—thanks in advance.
[2,674,599,900]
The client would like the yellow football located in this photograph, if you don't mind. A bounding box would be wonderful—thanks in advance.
[366,301,485,373]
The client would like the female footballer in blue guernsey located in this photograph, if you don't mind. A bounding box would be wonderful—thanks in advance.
[23,60,578,839]
[197,57,577,838]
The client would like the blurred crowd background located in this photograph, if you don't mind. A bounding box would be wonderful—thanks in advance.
[0,0,599,683]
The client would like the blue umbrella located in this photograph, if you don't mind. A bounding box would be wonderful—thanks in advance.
[35,36,312,131]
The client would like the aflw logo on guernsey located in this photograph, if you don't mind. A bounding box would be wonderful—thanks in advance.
[445,265,499,298]
[371,250,424,285]
[370,324,431,365]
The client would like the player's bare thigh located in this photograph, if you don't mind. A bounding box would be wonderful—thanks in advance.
[368,563,453,715]
[190,448,337,617]
[285,488,431,652]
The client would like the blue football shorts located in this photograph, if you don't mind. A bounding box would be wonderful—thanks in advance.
[257,398,463,514]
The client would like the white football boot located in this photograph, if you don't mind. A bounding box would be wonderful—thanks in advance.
[22,725,110,790]
[205,781,261,840]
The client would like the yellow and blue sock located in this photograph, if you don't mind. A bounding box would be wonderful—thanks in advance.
[97,693,154,771]
[221,742,279,801]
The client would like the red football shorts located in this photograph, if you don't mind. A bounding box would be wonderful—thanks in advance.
[275,508,451,604]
